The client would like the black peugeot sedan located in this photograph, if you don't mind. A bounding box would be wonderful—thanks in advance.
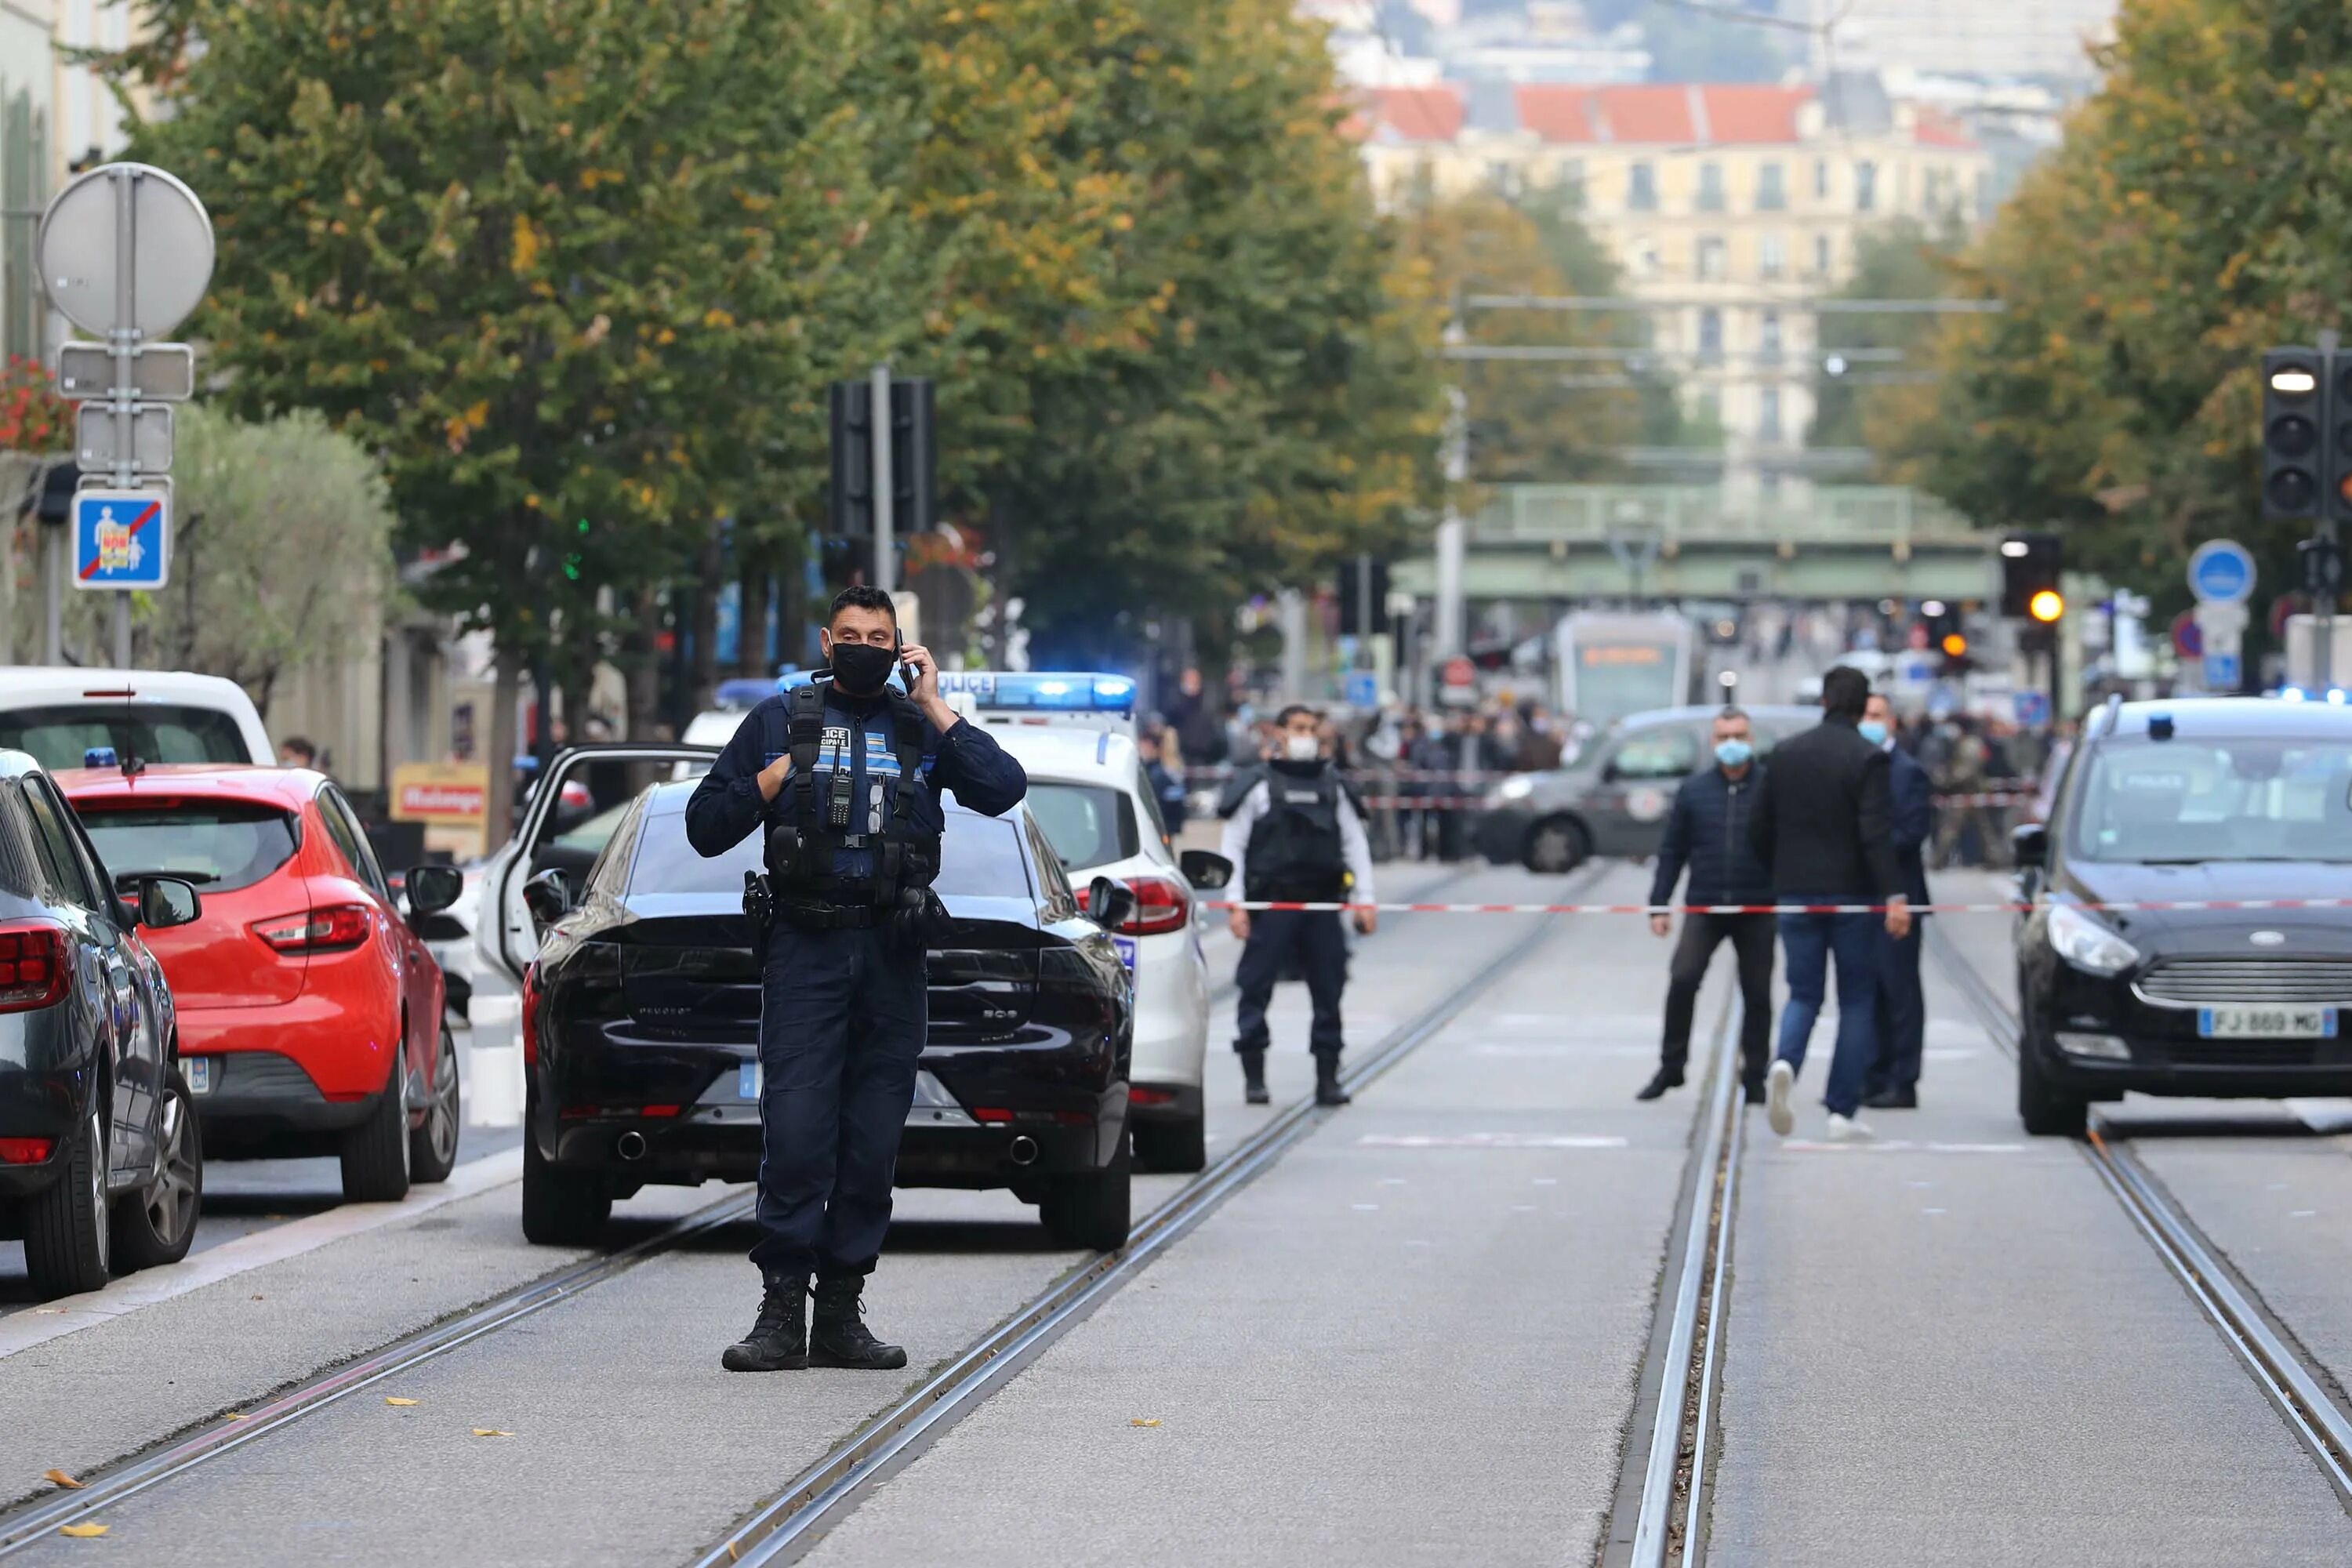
[0,749,205,1298]
[518,782,1137,1250]
[2012,698,2352,1136]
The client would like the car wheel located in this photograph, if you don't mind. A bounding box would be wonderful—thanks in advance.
[1039,1139,1133,1250]
[1524,815,1589,874]
[1131,1114,1207,1174]
[339,1050,414,1203]
[24,1095,111,1299]
[114,1069,204,1271]
[2017,1020,2087,1138]
[408,1024,463,1185]
[521,1102,611,1247]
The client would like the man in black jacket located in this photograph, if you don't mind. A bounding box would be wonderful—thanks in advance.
[1639,706,1774,1103]
[1748,666,1912,1141]
[1861,691,1934,1109]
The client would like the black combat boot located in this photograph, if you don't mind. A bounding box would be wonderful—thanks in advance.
[1240,1049,1270,1105]
[721,1273,808,1372]
[1314,1054,1352,1107]
[809,1276,908,1370]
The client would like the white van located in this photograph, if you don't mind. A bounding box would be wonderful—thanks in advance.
[0,668,272,771]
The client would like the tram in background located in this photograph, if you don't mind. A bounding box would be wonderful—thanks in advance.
[1553,612,1701,735]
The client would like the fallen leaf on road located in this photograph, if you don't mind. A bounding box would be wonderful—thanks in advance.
[31,1308,62,1315]
[57,1524,107,1538]
[384,1397,419,1407]
[471,1429,516,1438]
[222,1414,248,1421]
[1129,1418,1162,1427]
[42,1470,82,1490]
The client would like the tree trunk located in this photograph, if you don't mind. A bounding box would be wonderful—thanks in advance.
[485,644,522,852]
[688,524,722,713]
[737,554,769,677]
[626,587,663,741]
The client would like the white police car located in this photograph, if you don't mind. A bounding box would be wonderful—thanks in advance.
[945,672,1227,1173]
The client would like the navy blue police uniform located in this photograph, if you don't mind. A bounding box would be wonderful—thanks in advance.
[685,681,1025,1299]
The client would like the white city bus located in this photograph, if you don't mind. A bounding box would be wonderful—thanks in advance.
[1554,612,1700,732]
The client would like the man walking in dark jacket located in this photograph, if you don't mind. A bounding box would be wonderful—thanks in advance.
[1639,707,1775,1103]
[1861,691,1933,1109]
[1748,666,1912,1141]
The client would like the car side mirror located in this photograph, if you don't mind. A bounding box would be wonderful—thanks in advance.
[523,867,574,928]
[2011,822,2048,869]
[1087,875,1138,931]
[405,863,464,918]
[137,877,202,930]
[1178,850,1233,891]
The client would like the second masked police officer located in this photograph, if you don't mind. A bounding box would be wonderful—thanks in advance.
[1221,704,1377,1109]
[686,586,1027,1373]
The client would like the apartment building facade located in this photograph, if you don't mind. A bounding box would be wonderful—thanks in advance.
[1352,77,1992,483]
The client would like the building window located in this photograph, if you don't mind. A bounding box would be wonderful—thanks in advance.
[1758,162,1787,212]
[1697,236,1727,281]
[1486,160,1522,198]
[1698,308,1723,362]
[1697,162,1725,212]
[1629,161,1657,212]
[1632,235,1661,278]
[1813,234,1833,277]
[1760,310,1783,361]
[1759,387,1783,441]
[1556,158,1587,202]
[1855,160,1878,212]
[1760,232,1786,280]
[1814,158,1830,199]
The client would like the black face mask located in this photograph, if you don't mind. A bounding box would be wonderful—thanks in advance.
[828,641,896,695]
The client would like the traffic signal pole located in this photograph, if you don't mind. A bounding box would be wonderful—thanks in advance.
[2316,329,2337,691]
[870,362,895,593]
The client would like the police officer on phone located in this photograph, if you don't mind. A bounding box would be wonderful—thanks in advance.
[1223,704,1377,1109]
[686,586,1027,1374]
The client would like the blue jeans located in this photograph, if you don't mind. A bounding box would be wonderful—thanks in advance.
[1773,899,1881,1119]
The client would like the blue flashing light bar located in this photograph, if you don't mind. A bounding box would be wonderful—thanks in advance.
[940,671,1135,714]
[82,746,118,769]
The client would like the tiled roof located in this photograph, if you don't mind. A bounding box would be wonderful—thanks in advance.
[1912,109,1979,149]
[1361,85,1465,143]
[1353,80,1974,151]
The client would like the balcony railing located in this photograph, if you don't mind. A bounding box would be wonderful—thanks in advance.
[1470,485,1990,545]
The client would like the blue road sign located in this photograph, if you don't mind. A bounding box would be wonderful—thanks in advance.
[1343,671,1379,709]
[2187,539,2255,604]
[71,488,169,590]
[2203,652,2243,690]
[2013,691,2051,728]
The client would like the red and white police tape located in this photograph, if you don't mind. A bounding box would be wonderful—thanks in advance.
[1345,791,2037,811]
[1205,897,2352,916]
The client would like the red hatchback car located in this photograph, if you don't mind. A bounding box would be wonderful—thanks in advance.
[56,764,465,1202]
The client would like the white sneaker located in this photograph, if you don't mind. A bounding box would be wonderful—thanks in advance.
[1765,1060,1795,1137]
[1825,1112,1876,1143]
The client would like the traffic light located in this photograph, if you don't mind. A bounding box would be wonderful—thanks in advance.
[1999,531,2063,620]
[2263,347,2324,521]
[1940,631,1968,659]
[890,378,937,538]
[1335,554,1390,637]
[828,380,873,540]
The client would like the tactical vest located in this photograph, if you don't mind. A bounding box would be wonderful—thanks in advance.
[766,681,939,908]
[1244,762,1346,902]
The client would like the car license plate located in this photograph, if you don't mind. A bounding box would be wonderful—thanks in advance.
[2198,1007,2339,1040]
[739,1062,760,1099]
[182,1057,213,1094]
[1112,936,1137,973]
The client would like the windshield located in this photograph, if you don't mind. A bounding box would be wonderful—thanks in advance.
[626,807,1035,902]
[1569,645,1681,728]
[2072,737,2352,863]
[74,799,299,891]
[1024,782,1136,872]
[0,704,252,771]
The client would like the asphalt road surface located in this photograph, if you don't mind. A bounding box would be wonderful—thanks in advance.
[4,861,2349,1565]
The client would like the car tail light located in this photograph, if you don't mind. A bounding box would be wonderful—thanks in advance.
[521,964,543,1069]
[1076,873,1192,937]
[972,1107,1013,1124]
[0,1136,53,1163]
[249,905,372,955]
[0,922,69,1013]
[1130,1087,1175,1107]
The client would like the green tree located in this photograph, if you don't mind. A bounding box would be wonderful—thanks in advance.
[1884,0,2352,619]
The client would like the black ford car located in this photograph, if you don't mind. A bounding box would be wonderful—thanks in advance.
[519,781,1136,1249]
[0,750,205,1298]
[2013,698,2352,1135]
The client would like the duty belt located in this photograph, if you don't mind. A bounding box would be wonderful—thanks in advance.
[773,900,883,931]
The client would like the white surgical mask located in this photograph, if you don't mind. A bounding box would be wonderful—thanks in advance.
[1283,734,1321,762]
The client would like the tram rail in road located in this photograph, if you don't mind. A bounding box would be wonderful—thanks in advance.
[0,860,1593,1559]
[691,865,1600,1568]
[1929,926,2352,1507]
